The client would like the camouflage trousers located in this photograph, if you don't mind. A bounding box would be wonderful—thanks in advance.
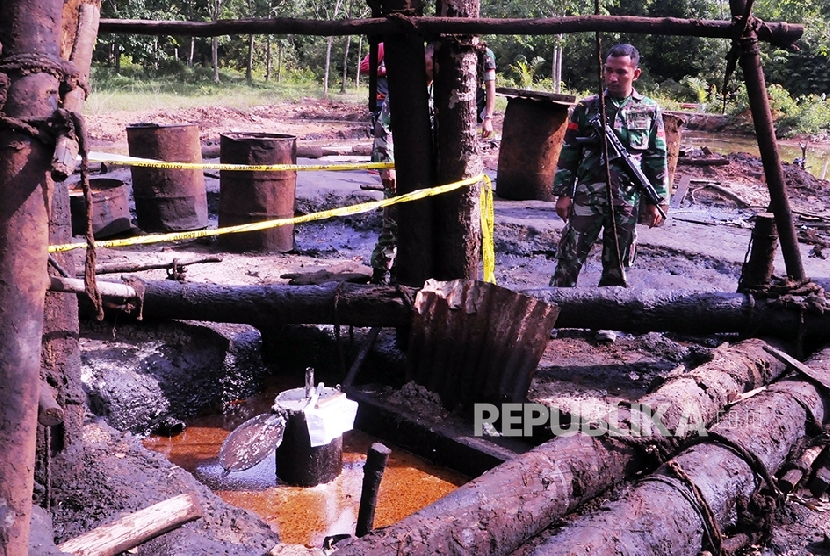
[370,199,397,272]
[550,192,638,287]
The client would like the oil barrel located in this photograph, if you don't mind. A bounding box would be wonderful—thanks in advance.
[69,178,132,238]
[273,386,345,487]
[496,90,574,201]
[126,123,208,232]
[218,133,297,252]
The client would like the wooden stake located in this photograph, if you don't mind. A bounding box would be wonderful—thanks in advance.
[355,443,391,537]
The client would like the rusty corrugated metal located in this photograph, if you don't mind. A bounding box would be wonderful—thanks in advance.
[496,96,571,202]
[406,279,560,409]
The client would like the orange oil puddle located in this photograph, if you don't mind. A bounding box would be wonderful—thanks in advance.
[144,405,467,546]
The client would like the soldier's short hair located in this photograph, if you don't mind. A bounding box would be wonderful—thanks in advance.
[607,44,640,67]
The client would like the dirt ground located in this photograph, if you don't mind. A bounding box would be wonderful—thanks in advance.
[41,99,830,555]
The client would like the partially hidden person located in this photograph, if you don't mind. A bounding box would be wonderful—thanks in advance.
[369,42,435,285]
[475,39,497,138]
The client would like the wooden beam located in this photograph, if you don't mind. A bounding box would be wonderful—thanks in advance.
[57,493,202,556]
[97,15,803,47]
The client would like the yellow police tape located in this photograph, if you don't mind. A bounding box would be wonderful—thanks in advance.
[86,151,396,172]
[51,174,497,284]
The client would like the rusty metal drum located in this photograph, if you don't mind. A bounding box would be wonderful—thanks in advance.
[126,123,208,232]
[218,133,297,252]
[69,178,132,238]
[496,89,575,201]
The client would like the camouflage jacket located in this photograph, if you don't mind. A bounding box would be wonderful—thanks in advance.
[552,90,668,206]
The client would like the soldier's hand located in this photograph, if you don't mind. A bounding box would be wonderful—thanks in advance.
[645,204,668,228]
[555,196,572,223]
[481,118,494,138]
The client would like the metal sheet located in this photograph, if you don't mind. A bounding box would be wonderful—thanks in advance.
[496,97,570,201]
[407,279,561,409]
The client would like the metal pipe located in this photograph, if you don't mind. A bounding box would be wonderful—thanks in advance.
[0,0,64,552]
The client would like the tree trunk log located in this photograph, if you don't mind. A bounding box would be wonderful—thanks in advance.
[97,16,802,47]
[432,11,481,280]
[135,280,417,328]
[332,339,789,556]
[525,349,830,555]
[57,493,202,556]
[524,287,830,342]
[87,281,830,343]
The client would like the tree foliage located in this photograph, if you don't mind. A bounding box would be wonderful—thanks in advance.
[94,0,830,107]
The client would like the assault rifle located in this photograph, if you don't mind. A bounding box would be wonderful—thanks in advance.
[585,114,667,219]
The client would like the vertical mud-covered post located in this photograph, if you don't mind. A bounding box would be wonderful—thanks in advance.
[0,0,64,552]
[432,1,481,281]
[729,0,805,282]
[432,1,482,280]
[35,0,101,507]
[737,212,778,292]
[381,0,435,286]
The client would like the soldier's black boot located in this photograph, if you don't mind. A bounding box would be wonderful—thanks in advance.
[370,268,390,285]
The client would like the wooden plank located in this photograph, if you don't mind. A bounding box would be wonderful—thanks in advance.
[57,494,202,556]
[670,174,692,208]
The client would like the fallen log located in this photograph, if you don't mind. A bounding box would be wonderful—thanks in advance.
[50,276,137,298]
[332,339,789,556]
[524,287,830,342]
[86,256,223,276]
[778,444,823,493]
[57,493,202,556]
[93,281,830,342]
[524,348,830,556]
[124,280,417,328]
[37,379,64,427]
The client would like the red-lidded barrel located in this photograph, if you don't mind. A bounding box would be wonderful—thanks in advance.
[496,89,575,201]
[219,133,297,252]
[126,123,208,232]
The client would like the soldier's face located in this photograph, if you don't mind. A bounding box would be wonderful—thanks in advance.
[604,55,641,99]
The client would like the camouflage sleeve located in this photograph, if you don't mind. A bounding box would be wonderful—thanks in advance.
[371,96,394,163]
[552,101,587,197]
[641,104,669,202]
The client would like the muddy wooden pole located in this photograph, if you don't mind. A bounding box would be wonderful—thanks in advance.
[737,212,778,292]
[333,339,789,556]
[526,352,830,555]
[355,443,391,537]
[87,280,830,342]
[431,4,482,280]
[382,0,435,286]
[730,0,805,283]
[96,15,803,46]
[0,0,65,552]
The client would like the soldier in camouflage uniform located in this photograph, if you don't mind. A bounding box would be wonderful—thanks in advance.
[550,43,669,288]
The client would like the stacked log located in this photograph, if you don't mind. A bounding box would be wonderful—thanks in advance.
[524,347,830,555]
[332,339,789,555]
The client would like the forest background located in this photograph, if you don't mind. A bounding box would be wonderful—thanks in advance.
[92,0,830,137]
